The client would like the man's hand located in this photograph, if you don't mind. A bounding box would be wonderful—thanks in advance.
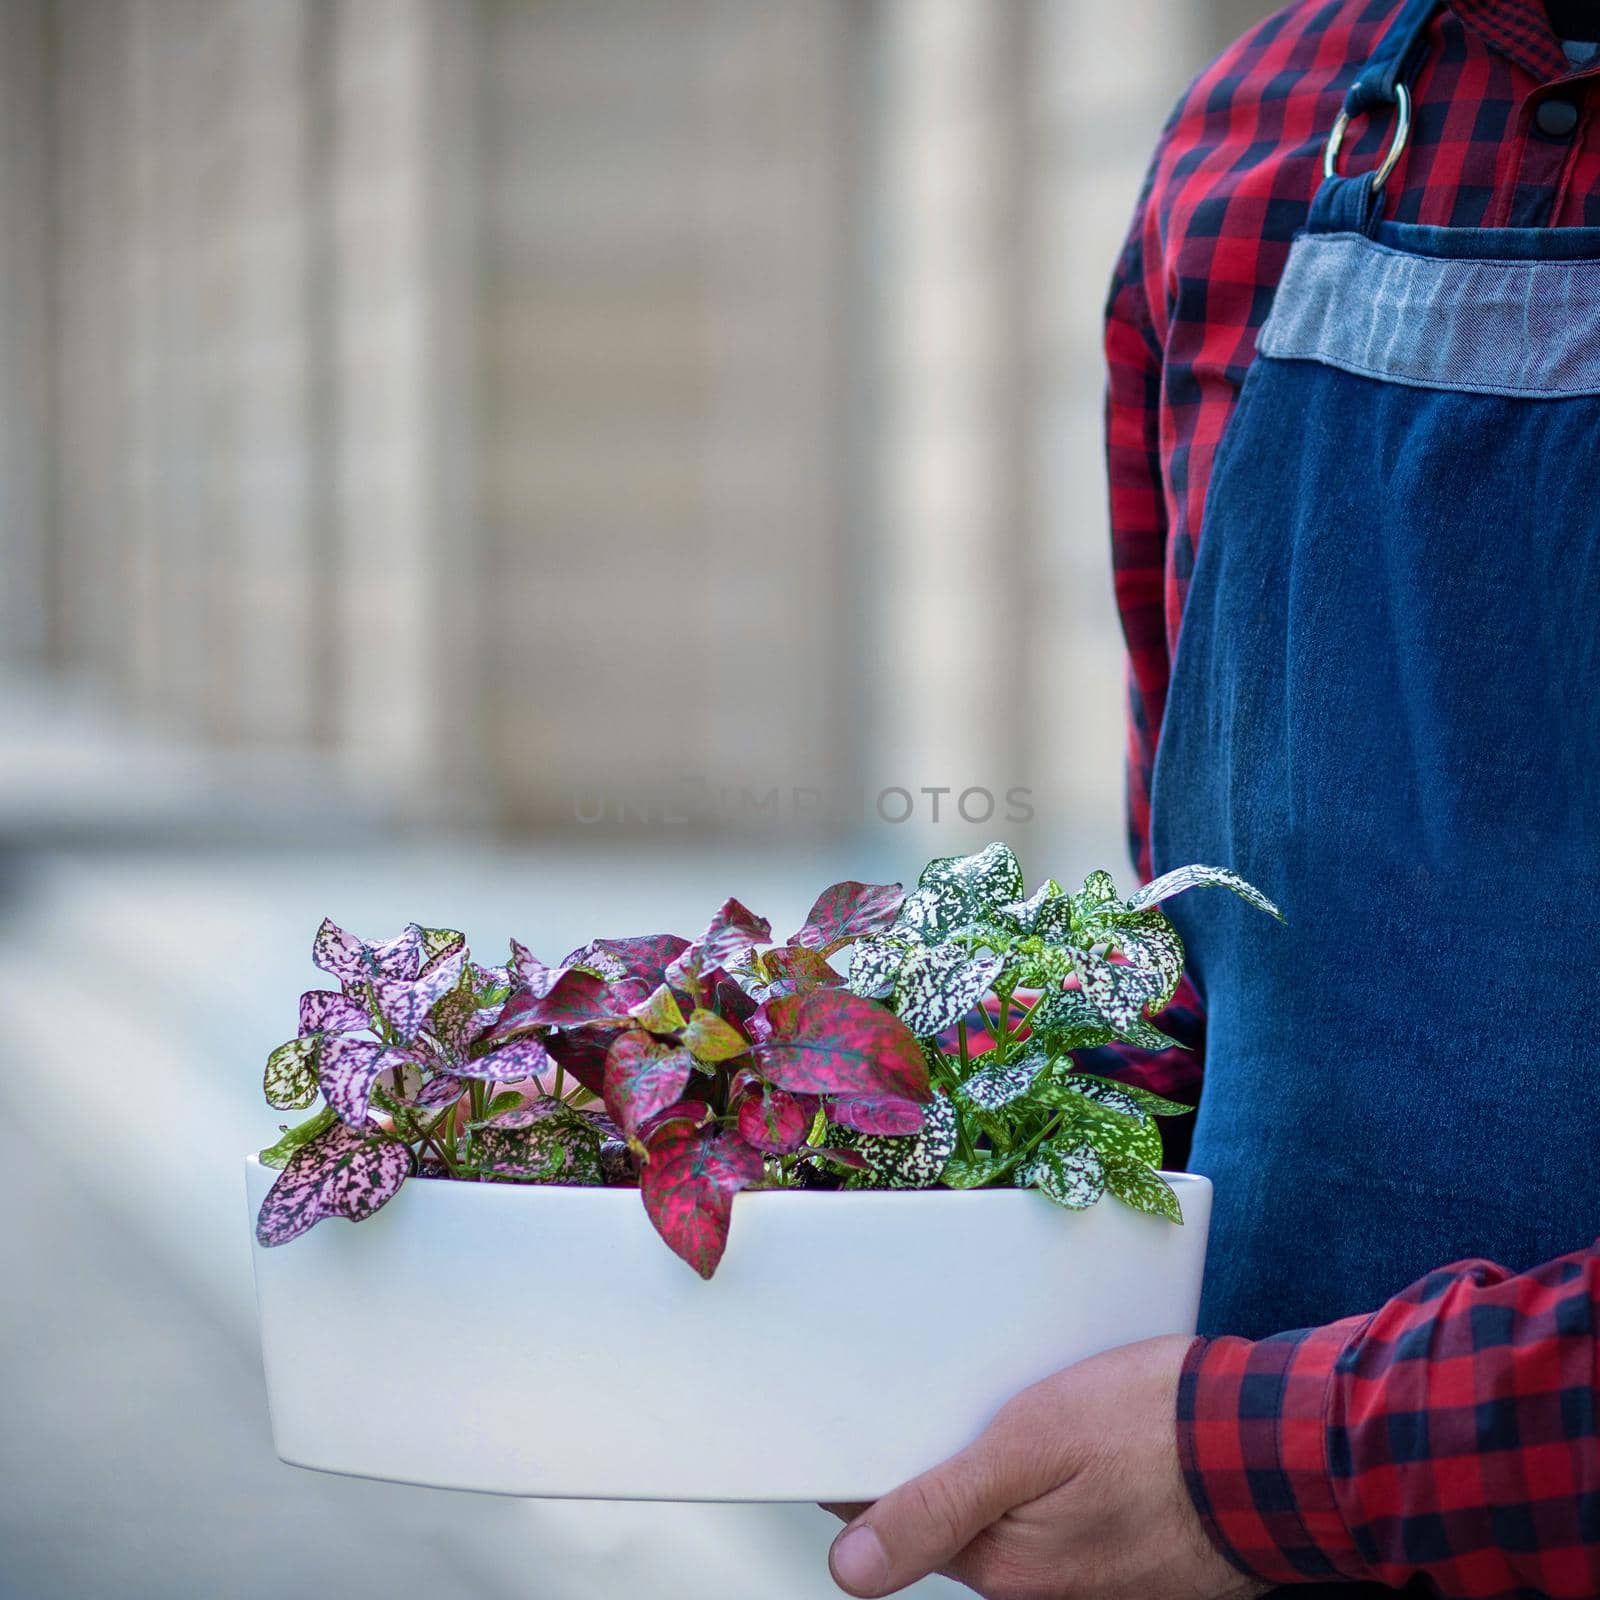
[823,1334,1267,1600]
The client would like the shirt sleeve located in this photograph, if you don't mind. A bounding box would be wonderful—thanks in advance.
[1178,1244,1600,1596]
[1091,126,1208,1116]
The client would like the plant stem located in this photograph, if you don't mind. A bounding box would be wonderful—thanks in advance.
[956,1019,970,1072]
[467,1080,486,1175]
[1012,1109,1065,1168]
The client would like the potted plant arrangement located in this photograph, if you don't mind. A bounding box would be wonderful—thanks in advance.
[247,841,1277,1500]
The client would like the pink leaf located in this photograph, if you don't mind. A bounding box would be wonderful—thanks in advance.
[459,1034,552,1082]
[368,925,423,980]
[603,1031,696,1141]
[372,948,468,1043]
[706,968,760,1025]
[509,942,577,999]
[827,1095,927,1136]
[314,920,424,989]
[788,881,905,955]
[412,1074,464,1109]
[751,989,928,1101]
[254,1120,410,1246]
[298,989,370,1037]
[640,1120,764,1278]
[319,1035,416,1128]
[311,918,367,980]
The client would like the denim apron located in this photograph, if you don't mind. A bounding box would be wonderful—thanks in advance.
[1152,1,1600,1570]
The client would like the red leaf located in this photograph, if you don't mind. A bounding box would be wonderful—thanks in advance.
[603,1030,696,1140]
[487,970,634,1039]
[698,899,772,968]
[594,933,692,986]
[667,899,772,994]
[827,1095,927,1136]
[544,1027,613,1096]
[637,1098,713,1143]
[707,968,760,1025]
[751,989,928,1101]
[735,1084,811,1153]
[811,1146,868,1170]
[788,880,904,955]
[640,1120,764,1278]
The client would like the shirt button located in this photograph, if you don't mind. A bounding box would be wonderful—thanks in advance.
[1535,97,1580,137]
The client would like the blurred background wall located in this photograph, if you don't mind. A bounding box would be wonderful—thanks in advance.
[0,0,1271,861]
[0,4,1280,1598]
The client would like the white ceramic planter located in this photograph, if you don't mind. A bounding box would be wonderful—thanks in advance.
[246,1156,1211,1502]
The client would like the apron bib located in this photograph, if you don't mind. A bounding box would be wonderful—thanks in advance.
[1152,0,1600,1374]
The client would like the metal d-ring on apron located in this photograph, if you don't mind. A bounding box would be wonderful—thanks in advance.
[1150,0,1600,1580]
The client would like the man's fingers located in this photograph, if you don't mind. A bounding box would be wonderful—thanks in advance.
[821,1502,871,1524]
[828,1447,1015,1598]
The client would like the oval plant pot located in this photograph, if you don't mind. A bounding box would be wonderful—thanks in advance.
[246,1155,1211,1502]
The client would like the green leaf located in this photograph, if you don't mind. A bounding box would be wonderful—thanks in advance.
[682,1008,750,1062]
[1025,987,1115,1052]
[853,1093,957,1189]
[1021,1140,1106,1209]
[418,925,466,964]
[1071,948,1164,1033]
[1030,1081,1163,1166]
[629,982,687,1036]
[1124,864,1283,922]
[891,945,1004,1037]
[1104,1157,1183,1222]
[1103,911,1185,1012]
[956,1053,1046,1111]
[1077,869,1119,911]
[995,879,1064,934]
[264,1037,320,1111]
[845,935,913,999]
[466,1104,604,1183]
[918,841,1025,902]
[1076,1100,1163,1167]
[894,841,1025,940]
[941,1150,1011,1189]
[1070,1074,1192,1119]
[1113,1014,1189,1052]
[259,1104,337,1168]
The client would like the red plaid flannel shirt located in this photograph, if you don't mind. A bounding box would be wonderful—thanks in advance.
[1100,2,1600,1592]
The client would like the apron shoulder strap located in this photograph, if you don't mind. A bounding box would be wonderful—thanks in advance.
[1344,0,1438,115]
[1308,0,1439,235]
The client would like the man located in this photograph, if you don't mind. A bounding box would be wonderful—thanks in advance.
[826,2,1600,1596]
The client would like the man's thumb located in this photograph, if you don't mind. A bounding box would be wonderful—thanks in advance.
[828,1448,1013,1597]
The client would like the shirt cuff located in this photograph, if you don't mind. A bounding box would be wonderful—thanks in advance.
[1176,1321,1375,1586]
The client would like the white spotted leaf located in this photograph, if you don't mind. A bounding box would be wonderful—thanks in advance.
[891,945,1005,1038]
